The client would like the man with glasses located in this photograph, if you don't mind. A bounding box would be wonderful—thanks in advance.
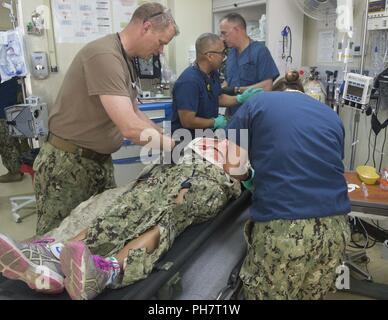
[219,13,279,116]
[33,2,179,236]
[171,33,262,140]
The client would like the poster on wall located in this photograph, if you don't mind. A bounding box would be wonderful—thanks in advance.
[317,30,335,64]
[111,0,163,32]
[52,0,112,43]
[112,0,138,32]
[0,28,28,83]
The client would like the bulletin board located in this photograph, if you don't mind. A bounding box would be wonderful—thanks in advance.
[52,0,112,43]
[112,0,138,33]
[51,0,148,44]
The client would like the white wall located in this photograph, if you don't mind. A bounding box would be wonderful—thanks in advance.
[167,0,213,76]
[18,0,85,108]
[266,0,304,76]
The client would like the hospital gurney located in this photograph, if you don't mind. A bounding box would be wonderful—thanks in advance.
[0,190,251,300]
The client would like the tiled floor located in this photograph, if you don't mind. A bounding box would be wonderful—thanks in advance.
[0,163,36,241]
[0,162,387,300]
[326,244,388,300]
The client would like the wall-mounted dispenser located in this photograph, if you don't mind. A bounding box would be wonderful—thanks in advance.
[31,51,49,79]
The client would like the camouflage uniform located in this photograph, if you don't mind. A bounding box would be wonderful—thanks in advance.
[0,119,22,174]
[33,142,116,236]
[47,157,241,288]
[88,160,240,288]
[240,215,351,300]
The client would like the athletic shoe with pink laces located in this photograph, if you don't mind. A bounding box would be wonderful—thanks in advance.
[60,241,121,300]
[0,234,64,294]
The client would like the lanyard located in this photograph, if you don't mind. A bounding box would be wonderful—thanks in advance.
[116,33,139,90]
[194,63,215,100]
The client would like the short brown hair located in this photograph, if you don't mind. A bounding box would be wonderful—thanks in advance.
[272,70,305,93]
[131,2,179,35]
[220,13,247,30]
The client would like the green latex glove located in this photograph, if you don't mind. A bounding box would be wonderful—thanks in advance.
[242,168,255,191]
[236,87,264,104]
[213,115,228,129]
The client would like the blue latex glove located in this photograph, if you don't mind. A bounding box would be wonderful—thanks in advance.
[213,115,228,129]
[242,168,255,191]
[236,87,264,104]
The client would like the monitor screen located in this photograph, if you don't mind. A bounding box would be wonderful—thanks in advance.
[135,55,161,79]
[347,85,364,97]
[369,0,387,13]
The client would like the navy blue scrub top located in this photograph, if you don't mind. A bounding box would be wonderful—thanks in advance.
[226,41,280,116]
[171,65,222,138]
[227,91,351,222]
[0,78,19,119]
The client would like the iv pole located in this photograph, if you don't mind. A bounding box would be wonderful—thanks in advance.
[349,0,370,171]
[2,0,16,29]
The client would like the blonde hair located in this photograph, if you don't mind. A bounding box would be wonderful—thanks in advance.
[130,2,179,35]
[220,13,247,30]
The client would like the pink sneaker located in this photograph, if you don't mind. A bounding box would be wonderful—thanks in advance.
[0,234,64,294]
[60,242,120,300]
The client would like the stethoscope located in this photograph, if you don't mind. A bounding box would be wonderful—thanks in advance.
[117,33,140,91]
[281,26,293,65]
[193,63,215,100]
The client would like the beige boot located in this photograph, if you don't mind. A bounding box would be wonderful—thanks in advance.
[0,172,24,183]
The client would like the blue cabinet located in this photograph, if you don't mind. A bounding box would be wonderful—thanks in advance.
[112,101,172,186]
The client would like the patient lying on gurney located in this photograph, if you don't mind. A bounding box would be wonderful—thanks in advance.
[0,138,244,300]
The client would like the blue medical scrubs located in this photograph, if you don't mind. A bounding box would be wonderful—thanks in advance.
[171,65,222,138]
[225,41,279,115]
[0,78,19,119]
[227,92,351,222]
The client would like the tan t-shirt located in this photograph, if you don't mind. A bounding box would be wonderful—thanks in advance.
[49,34,138,154]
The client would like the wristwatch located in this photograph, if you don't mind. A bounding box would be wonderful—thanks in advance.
[235,87,242,94]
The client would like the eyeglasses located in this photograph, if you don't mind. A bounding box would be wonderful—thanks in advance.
[145,9,172,22]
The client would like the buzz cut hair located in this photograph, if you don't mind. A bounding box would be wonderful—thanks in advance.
[220,13,247,31]
[195,33,222,57]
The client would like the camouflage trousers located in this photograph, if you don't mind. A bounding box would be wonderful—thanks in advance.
[0,119,22,173]
[33,142,116,236]
[48,159,240,288]
[240,215,351,300]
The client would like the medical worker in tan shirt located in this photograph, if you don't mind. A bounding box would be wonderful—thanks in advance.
[33,2,179,235]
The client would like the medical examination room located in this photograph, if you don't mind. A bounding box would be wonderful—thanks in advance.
[0,0,388,302]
